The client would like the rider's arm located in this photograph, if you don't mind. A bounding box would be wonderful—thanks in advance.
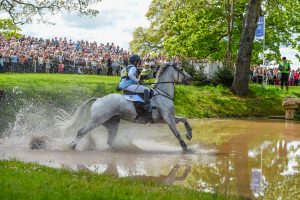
[128,67,139,83]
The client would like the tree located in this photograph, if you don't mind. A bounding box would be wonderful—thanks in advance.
[231,0,300,95]
[129,26,162,57]
[231,0,263,95]
[0,0,102,24]
[130,0,247,61]
[131,0,300,95]
[0,19,22,39]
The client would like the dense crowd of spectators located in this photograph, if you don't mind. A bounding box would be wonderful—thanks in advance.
[1,35,300,87]
[0,35,161,76]
[250,66,300,86]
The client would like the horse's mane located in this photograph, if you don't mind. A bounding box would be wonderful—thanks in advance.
[156,63,173,79]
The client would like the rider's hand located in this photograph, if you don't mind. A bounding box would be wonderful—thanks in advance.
[138,80,143,84]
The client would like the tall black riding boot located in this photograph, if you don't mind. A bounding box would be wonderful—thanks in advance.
[143,89,151,112]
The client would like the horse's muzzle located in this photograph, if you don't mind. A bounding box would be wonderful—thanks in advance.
[183,76,193,84]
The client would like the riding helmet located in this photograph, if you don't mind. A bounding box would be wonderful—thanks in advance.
[129,55,141,64]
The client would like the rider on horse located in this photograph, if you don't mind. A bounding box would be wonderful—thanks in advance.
[118,55,152,112]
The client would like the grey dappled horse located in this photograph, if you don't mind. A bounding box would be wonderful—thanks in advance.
[68,64,193,152]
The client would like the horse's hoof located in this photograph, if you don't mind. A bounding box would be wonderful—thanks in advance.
[185,131,192,141]
[183,148,193,154]
[70,144,76,151]
[62,143,76,151]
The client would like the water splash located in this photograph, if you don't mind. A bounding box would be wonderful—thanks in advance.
[1,102,76,150]
[0,101,187,153]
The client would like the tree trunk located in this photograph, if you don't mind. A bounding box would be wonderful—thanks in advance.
[231,0,262,96]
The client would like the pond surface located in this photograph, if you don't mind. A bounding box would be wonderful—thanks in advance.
[0,119,299,199]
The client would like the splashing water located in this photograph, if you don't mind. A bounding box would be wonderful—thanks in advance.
[0,101,189,153]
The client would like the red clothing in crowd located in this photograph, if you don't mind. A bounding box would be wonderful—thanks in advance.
[294,71,299,80]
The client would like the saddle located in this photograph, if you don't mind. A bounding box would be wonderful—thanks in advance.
[123,89,155,122]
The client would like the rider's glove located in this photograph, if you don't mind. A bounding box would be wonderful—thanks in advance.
[138,80,143,85]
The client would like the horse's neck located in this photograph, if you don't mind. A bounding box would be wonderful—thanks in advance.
[156,73,174,98]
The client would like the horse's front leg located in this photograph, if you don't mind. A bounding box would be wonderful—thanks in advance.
[163,114,191,153]
[174,116,192,140]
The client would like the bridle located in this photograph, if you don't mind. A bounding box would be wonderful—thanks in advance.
[143,64,188,86]
[143,64,189,101]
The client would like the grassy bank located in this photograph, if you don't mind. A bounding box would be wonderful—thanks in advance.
[1,73,299,117]
[0,160,236,200]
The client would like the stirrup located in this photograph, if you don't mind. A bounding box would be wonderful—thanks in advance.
[143,104,152,113]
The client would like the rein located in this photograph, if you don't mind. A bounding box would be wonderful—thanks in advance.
[141,81,174,85]
[140,81,175,101]
[153,87,174,101]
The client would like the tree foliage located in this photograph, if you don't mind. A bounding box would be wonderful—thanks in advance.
[129,26,162,57]
[0,19,22,39]
[130,0,300,65]
[232,0,300,95]
[130,0,245,62]
[0,0,102,24]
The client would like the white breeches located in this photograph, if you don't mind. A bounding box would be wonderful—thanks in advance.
[125,84,150,93]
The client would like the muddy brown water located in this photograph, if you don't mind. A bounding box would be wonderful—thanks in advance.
[0,119,299,199]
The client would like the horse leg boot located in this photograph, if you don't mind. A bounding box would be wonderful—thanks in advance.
[174,116,193,141]
[184,122,193,140]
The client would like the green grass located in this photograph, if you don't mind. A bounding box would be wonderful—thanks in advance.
[1,73,300,134]
[1,73,300,119]
[0,160,237,200]
[175,83,300,118]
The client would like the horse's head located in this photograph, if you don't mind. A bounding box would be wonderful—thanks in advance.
[172,64,193,84]
[157,63,193,84]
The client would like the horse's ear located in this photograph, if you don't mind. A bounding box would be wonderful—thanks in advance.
[156,65,166,78]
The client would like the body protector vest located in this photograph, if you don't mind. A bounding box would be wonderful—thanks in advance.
[120,65,134,79]
[279,62,290,74]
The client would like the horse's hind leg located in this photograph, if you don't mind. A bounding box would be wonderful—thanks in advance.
[71,120,98,150]
[103,116,120,147]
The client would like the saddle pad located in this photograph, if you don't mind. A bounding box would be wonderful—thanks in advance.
[124,94,145,103]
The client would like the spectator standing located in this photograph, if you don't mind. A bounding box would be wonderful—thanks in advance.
[45,57,51,73]
[273,68,280,85]
[266,68,273,85]
[19,54,26,73]
[289,70,295,86]
[3,53,10,72]
[58,63,64,74]
[294,70,299,86]
[91,59,97,74]
[33,54,38,73]
[38,55,44,73]
[11,52,19,72]
[278,57,291,91]
[112,58,119,76]
[0,54,4,73]
[107,55,112,75]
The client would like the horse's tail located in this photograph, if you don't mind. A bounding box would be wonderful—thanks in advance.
[54,97,97,136]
